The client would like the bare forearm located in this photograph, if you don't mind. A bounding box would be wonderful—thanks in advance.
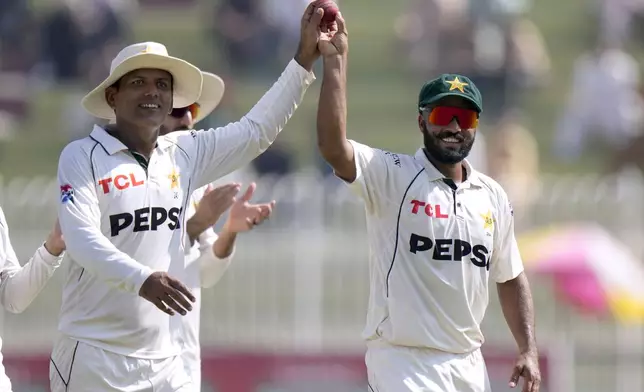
[213,229,237,258]
[186,216,212,244]
[294,52,317,73]
[497,272,537,354]
[317,54,353,175]
[44,237,64,257]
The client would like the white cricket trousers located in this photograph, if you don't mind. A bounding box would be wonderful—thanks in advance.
[49,335,193,392]
[365,341,491,392]
[182,357,201,392]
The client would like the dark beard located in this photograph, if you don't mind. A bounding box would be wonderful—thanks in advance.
[422,127,475,164]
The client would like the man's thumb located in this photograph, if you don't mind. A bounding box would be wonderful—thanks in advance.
[311,7,324,25]
[509,365,522,388]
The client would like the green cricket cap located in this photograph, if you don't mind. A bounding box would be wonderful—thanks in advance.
[418,74,483,113]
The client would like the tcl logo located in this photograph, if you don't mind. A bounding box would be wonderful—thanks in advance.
[410,200,448,218]
[109,207,182,236]
[98,173,145,194]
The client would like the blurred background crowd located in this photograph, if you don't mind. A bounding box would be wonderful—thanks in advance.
[1,0,644,391]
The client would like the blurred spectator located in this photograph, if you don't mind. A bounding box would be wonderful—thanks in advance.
[606,133,644,175]
[599,0,644,45]
[0,0,39,125]
[470,4,549,123]
[607,88,644,174]
[0,0,39,74]
[486,110,540,218]
[39,0,128,140]
[505,17,550,89]
[41,0,126,85]
[394,0,473,77]
[251,139,295,177]
[554,37,644,162]
[209,0,281,77]
[0,112,17,165]
[260,0,311,65]
[394,0,549,124]
[469,0,533,18]
[138,0,197,7]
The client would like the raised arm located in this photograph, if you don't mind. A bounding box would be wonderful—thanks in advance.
[0,211,65,314]
[316,13,394,214]
[184,3,323,189]
[316,13,354,181]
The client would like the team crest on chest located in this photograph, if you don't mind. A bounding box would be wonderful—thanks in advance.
[168,168,180,189]
[480,210,494,234]
[168,168,180,199]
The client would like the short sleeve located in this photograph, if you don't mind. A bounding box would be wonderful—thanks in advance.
[490,190,524,283]
[337,140,393,213]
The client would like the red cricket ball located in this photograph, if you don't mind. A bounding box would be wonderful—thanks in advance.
[314,0,339,25]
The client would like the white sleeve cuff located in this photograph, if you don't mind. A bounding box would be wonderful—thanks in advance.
[287,58,317,83]
[37,244,64,267]
[200,244,234,289]
[130,266,155,294]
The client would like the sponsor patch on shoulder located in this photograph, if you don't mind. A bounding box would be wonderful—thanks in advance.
[508,201,513,216]
[383,151,401,167]
[60,184,74,203]
[190,130,197,139]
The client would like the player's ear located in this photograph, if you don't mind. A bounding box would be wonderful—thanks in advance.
[417,113,425,132]
[105,87,117,110]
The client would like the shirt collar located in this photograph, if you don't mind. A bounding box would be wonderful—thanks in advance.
[89,125,172,155]
[414,148,483,188]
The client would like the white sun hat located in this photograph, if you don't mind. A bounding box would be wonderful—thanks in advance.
[81,42,203,120]
[193,72,225,125]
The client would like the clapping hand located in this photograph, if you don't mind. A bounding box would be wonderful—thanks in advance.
[223,183,275,233]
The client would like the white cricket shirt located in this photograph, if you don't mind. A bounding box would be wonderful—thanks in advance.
[0,206,64,391]
[57,59,314,359]
[179,185,234,375]
[344,141,524,354]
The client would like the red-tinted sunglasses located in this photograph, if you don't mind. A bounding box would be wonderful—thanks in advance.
[170,103,200,119]
[426,106,479,129]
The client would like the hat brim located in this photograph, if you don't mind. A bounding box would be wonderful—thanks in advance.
[420,92,483,113]
[193,72,225,124]
[81,53,203,120]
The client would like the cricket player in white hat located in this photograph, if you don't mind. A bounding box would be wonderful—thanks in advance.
[159,71,274,391]
[50,3,324,391]
[0,212,65,392]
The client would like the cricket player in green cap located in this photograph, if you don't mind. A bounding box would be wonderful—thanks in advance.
[314,18,541,392]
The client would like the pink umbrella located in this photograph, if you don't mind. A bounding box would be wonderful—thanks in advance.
[518,223,644,323]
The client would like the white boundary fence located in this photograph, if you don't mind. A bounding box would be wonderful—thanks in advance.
[1,168,643,391]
